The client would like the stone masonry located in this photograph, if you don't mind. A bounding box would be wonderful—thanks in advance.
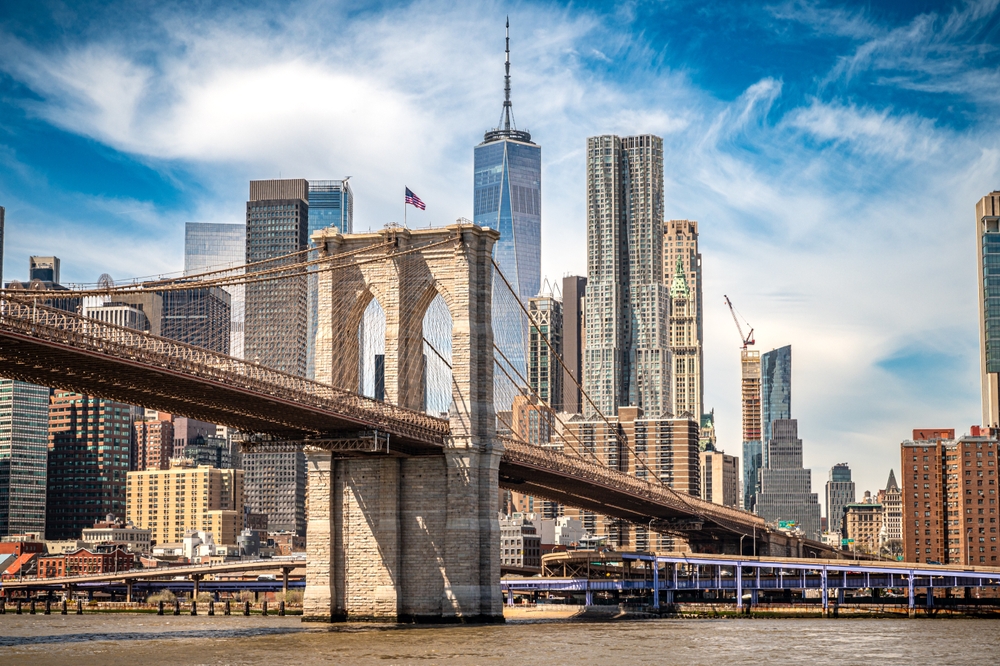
[303,224,504,622]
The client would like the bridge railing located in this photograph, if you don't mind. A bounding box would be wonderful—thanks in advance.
[500,437,765,533]
[0,295,449,444]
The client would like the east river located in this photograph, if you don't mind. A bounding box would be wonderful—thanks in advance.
[3,614,1000,664]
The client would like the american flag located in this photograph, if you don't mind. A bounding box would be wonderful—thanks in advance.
[405,187,426,210]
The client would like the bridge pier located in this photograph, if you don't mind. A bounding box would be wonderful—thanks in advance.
[303,447,503,623]
[304,224,503,624]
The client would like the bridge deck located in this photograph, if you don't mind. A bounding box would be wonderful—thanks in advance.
[0,297,447,452]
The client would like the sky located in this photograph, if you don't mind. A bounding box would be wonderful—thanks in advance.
[2,0,1000,507]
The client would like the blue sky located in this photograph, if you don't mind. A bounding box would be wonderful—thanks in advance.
[2,0,1000,504]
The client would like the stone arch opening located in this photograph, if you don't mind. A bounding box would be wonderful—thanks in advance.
[421,292,453,417]
[358,296,387,401]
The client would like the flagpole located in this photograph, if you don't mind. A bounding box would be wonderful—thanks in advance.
[404,187,407,228]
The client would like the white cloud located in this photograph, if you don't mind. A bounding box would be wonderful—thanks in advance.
[786,100,942,159]
[2,0,1000,499]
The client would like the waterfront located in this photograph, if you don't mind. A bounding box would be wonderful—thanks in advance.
[3,615,1000,664]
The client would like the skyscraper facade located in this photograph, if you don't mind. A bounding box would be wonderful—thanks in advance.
[741,349,762,511]
[527,293,562,410]
[46,391,133,539]
[306,180,354,379]
[560,276,586,414]
[665,219,703,413]
[185,222,246,358]
[669,257,701,419]
[474,23,541,385]
[583,134,668,419]
[761,345,791,465]
[308,180,353,235]
[755,419,822,539]
[245,179,309,375]
[0,206,5,288]
[978,192,1000,427]
[825,462,855,535]
[244,179,309,536]
[878,469,902,548]
[0,379,50,537]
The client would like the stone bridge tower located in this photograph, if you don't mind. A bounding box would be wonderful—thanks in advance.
[303,223,504,622]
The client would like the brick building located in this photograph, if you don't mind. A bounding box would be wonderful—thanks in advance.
[134,415,174,471]
[36,547,134,578]
[902,428,1000,565]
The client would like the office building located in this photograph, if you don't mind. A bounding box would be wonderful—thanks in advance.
[46,391,133,540]
[665,219,703,415]
[560,276,586,413]
[182,434,233,469]
[236,186,311,540]
[761,345,791,461]
[37,547,134,578]
[700,448,740,508]
[0,379,50,537]
[243,442,306,536]
[160,288,231,355]
[583,134,667,419]
[6,256,80,313]
[83,303,150,331]
[825,463,856,535]
[81,516,152,555]
[755,419,822,539]
[563,408,698,550]
[245,178,309,375]
[979,192,1000,427]
[133,415,174,471]
[741,350,762,511]
[29,256,60,283]
[699,410,717,452]
[527,292,562,410]
[126,459,244,546]
[844,493,884,556]
[669,257,701,419]
[499,513,542,570]
[878,469,902,548]
[507,393,560,519]
[901,427,1000,565]
[184,222,246,358]
[305,180,355,379]
[474,23,541,383]
[308,180,353,235]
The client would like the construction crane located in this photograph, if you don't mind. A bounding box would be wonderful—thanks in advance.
[724,295,755,349]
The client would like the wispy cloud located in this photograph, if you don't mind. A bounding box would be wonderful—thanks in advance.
[1,0,999,497]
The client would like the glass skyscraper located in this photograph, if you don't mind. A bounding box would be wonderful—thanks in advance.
[0,379,50,537]
[978,192,1000,426]
[474,22,541,386]
[308,180,353,236]
[306,180,354,379]
[184,222,246,358]
[760,344,791,467]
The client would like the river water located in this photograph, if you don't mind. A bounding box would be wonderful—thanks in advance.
[2,614,998,664]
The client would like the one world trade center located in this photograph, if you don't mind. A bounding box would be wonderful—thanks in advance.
[474,20,541,391]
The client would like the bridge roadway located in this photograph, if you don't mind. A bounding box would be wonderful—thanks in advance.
[0,295,767,544]
[502,551,1000,615]
[0,557,306,591]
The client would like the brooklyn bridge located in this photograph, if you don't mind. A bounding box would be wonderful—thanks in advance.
[0,222,825,623]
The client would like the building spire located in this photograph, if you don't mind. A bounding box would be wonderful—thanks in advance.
[503,16,512,132]
[670,257,690,298]
[483,18,532,144]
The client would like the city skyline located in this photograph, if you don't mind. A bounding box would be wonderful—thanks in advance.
[1,1,998,497]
